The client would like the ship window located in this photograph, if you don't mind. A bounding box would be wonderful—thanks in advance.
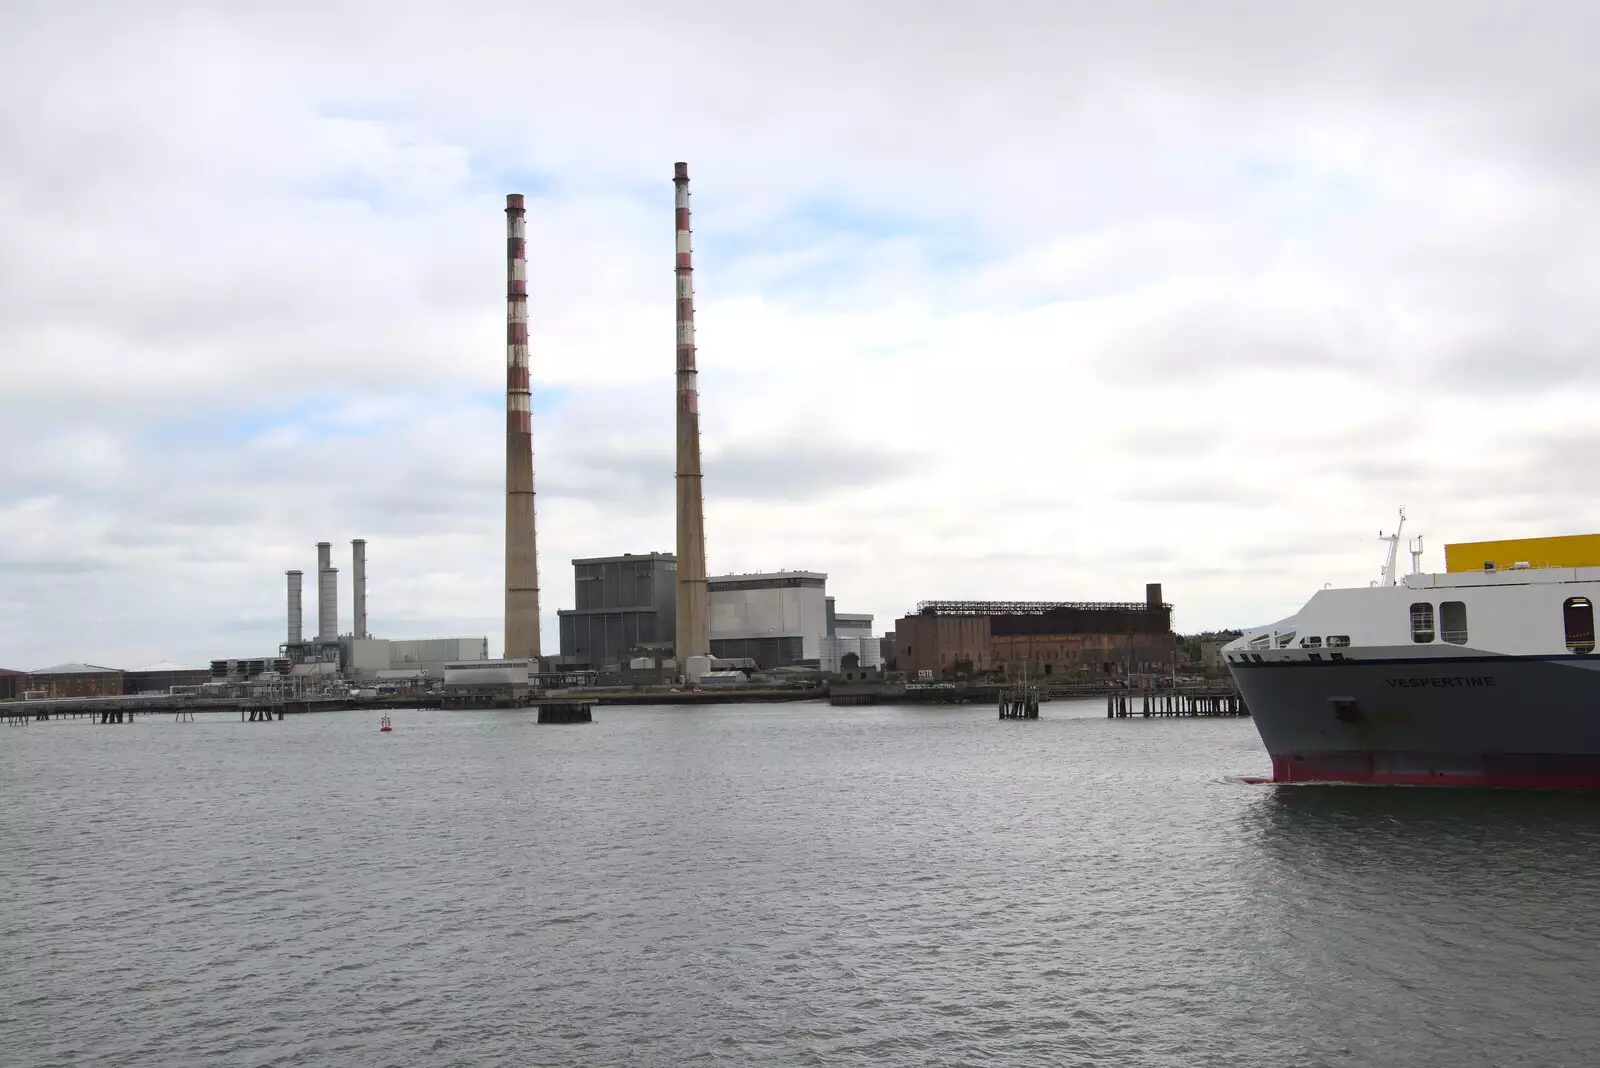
[1327,635,1351,648]
[1564,597,1596,654]
[1248,633,1271,650]
[1274,630,1296,649]
[1410,602,1435,643]
[1439,601,1468,645]
[1299,636,1323,648]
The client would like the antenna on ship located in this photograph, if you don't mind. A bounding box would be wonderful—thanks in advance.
[1409,533,1425,576]
[1377,507,1406,587]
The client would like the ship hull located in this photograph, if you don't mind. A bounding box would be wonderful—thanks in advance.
[1230,654,1600,789]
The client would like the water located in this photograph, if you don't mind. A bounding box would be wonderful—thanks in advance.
[5,701,1600,1067]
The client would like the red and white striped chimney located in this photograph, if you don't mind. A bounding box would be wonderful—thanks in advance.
[673,163,710,659]
[504,194,541,660]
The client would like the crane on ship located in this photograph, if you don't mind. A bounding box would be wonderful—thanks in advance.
[1375,507,1408,587]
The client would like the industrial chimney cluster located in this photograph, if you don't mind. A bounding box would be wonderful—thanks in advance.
[500,163,711,666]
[285,539,370,646]
[277,167,714,668]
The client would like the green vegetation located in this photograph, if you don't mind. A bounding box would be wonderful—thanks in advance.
[1177,630,1245,664]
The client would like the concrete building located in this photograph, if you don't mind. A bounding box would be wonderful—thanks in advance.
[27,664,124,698]
[558,552,677,669]
[893,585,1176,678]
[385,637,488,679]
[834,612,874,638]
[334,636,489,681]
[709,571,828,668]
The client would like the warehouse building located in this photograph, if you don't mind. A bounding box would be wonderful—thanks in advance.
[0,668,26,701]
[709,571,828,669]
[124,662,211,695]
[893,584,1176,678]
[26,663,125,698]
[557,552,677,669]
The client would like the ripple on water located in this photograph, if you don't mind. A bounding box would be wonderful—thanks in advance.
[5,704,1600,1066]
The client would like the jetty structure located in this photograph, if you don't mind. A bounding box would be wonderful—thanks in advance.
[504,193,542,663]
[673,162,711,670]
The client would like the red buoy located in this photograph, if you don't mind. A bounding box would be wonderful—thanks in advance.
[379,714,393,733]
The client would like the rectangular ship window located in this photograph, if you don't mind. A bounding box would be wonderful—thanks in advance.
[1327,635,1351,648]
[1410,603,1435,643]
[1439,601,1468,645]
[1299,636,1323,648]
[1274,630,1296,649]
[1565,597,1596,655]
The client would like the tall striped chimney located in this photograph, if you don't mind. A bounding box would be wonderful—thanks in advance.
[673,163,710,659]
[504,194,541,660]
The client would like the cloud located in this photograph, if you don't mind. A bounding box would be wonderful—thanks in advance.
[4,1,1600,667]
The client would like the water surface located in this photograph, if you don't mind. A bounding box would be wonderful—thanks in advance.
[4,701,1599,1066]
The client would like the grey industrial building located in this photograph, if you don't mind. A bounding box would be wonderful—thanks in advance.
[708,570,829,668]
[557,552,677,669]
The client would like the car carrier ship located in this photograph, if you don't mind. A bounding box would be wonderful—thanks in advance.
[1223,514,1600,788]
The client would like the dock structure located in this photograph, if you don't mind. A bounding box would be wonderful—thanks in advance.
[535,697,596,724]
[0,693,432,724]
[1108,683,1248,718]
[998,684,1040,719]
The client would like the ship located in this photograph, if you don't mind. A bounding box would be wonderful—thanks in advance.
[1223,512,1600,788]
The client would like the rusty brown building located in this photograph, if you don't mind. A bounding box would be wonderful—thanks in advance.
[0,668,26,701]
[25,663,124,698]
[893,584,1177,678]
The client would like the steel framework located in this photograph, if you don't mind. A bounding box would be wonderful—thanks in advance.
[912,600,1170,616]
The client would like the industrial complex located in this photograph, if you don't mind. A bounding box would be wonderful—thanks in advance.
[891,585,1177,679]
[3,163,1185,704]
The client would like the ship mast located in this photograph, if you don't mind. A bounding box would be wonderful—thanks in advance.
[1377,507,1406,587]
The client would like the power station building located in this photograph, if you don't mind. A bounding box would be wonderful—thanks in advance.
[893,584,1176,677]
[708,571,829,668]
[557,553,677,669]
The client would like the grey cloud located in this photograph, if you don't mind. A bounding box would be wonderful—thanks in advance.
[1112,483,1279,507]
[706,440,920,501]
[0,557,109,575]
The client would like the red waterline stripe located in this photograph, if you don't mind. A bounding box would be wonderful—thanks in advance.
[1271,756,1600,790]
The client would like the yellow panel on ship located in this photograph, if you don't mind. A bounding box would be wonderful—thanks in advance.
[1444,533,1600,572]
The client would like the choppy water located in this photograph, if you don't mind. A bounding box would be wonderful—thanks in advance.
[5,700,1600,1067]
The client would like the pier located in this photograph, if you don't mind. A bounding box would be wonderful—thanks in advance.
[0,693,431,725]
[998,683,1040,719]
[1107,683,1247,718]
[535,698,596,724]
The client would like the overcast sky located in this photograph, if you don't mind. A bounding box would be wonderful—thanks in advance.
[4,1,1599,668]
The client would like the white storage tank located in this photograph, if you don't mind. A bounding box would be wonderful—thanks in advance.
[684,654,713,684]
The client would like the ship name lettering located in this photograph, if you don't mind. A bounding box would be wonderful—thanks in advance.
[1384,676,1497,688]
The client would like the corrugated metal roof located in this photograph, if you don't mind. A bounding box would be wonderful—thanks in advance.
[28,663,122,675]
[0,667,27,676]
[128,661,206,673]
